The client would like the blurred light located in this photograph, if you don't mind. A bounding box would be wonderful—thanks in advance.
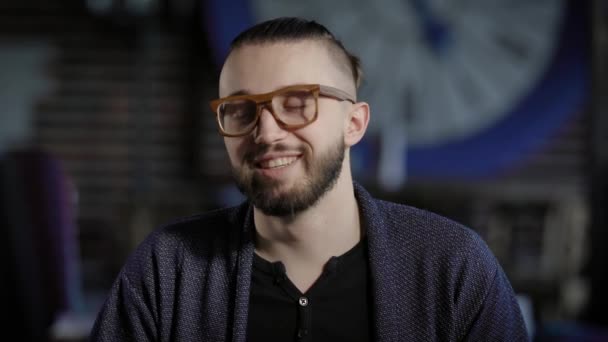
[85,0,113,15]
[125,0,159,16]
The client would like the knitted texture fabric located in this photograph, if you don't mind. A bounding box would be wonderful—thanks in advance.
[91,183,529,341]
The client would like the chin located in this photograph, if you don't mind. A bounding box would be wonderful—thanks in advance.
[234,138,346,216]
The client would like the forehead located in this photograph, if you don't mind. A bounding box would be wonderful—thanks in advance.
[219,40,347,97]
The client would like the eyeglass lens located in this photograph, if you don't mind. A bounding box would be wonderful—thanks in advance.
[219,89,316,134]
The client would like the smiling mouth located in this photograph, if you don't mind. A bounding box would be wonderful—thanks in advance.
[257,156,299,169]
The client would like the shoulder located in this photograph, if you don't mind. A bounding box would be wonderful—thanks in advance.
[152,203,249,246]
[355,183,526,338]
[378,197,497,271]
[91,204,253,341]
[355,182,499,280]
[355,182,490,261]
[120,203,251,281]
[378,198,486,249]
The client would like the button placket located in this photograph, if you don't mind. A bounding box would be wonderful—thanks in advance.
[296,296,311,341]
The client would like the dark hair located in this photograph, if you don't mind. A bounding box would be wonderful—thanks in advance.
[230,17,362,89]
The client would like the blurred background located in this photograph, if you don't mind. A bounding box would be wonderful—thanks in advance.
[0,0,606,341]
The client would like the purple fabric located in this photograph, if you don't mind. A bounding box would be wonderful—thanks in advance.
[4,149,83,318]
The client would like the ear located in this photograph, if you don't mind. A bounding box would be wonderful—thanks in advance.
[344,101,370,147]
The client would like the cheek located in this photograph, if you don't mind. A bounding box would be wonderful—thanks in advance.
[301,119,343,149]
[224,138,248,165]
[313,104,347,141]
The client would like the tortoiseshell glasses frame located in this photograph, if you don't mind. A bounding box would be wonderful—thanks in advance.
[209,84,355,137]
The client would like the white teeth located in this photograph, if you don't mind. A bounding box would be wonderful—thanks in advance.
[261,156,297,169]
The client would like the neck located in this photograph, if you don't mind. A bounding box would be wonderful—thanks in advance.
[253,166,362,292]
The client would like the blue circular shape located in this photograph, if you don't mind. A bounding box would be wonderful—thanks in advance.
[203,0,588,181]
[202,0,255,67]
[405,0,588,180]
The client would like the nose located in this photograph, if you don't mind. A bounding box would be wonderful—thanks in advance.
[253,106,288,144]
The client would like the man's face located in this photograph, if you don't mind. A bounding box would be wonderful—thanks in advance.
[218,40,354,216]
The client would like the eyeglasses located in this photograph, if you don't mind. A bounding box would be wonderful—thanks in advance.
[210,84,355,137]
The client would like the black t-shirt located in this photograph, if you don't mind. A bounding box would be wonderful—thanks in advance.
[247,239,371,342]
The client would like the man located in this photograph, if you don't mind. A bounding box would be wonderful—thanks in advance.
[91,17,529,341]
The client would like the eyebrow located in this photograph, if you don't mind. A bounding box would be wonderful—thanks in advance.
[226,89,250,97]
[225,84,307,97]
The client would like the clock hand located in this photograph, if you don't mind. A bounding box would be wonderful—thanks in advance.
[409,0,451,57]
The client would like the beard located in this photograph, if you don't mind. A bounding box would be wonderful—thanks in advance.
[232,138,345,217]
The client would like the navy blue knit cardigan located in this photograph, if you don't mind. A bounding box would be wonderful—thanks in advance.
[91,183,528,341]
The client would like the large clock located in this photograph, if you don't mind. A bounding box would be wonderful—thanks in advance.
[203,0,587,189]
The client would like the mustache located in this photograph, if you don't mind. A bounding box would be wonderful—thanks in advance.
[243,143,305,163]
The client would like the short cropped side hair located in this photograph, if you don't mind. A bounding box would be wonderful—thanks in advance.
[230,17,363,89]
